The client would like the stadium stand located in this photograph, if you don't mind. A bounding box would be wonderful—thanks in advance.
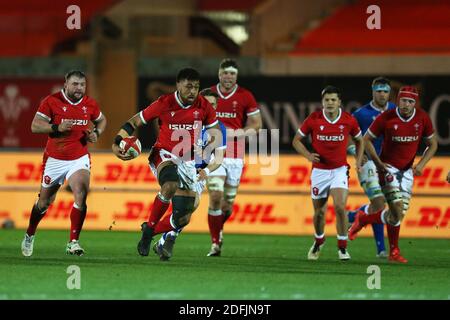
[197,0,264,12]
[292,0,450,54]
[0,0,119,56]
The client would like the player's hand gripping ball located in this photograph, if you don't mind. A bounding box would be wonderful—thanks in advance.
[119,136,142,159]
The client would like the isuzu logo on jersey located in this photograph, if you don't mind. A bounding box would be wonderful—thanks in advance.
[217,112,237,118]
[316,134,345,141]
[169,123,200,130]
[61,119,88,126]
[392,136,419,142]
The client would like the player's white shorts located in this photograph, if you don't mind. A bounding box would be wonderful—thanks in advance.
[379,165,413,214]
[208,157,244,187]
[310,165,349,199]
[358,160,384,200]
[41,154,91,188]
[149,148,206,196]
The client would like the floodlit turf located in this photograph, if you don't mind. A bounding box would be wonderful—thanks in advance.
[0,229,449,300]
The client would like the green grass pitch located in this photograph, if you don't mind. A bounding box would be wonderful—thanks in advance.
[0,229,449,300]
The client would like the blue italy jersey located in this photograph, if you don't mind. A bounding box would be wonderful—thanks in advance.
[195,120,227,169]
[352,101,396,155]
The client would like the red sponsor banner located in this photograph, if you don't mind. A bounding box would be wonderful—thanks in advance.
[1,152,449,195]
[0,79,63,148]
[1,191,449,238]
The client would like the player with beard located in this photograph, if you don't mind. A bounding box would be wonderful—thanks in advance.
[349,86,438,263]
[21,70,107,257]
[112,68,222,257]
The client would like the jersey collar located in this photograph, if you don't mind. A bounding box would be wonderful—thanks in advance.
[174,91,192,109]
[369,101,389,113]
[322,108,342,124]
[216,83,238,100]
[61,89,84,105]
[395,107,416,122]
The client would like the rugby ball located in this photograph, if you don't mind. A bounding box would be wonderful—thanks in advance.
[119,136,142,158]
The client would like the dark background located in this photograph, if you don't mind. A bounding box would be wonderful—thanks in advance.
[138,75,450,154]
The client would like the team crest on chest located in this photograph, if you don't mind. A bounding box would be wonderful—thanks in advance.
[320,125,324,131]
[171,111,175,117]
[82,106,87,114]
[62,106,67,112]
[339,125,344,132]
[414,123,420,132]
[232,101,238,111]
[193,110,200,119]
[394,124,398,130]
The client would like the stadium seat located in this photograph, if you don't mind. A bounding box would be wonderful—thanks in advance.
[292,0,450,54]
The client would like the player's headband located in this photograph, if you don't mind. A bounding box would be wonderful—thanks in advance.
[221,66,238,74]
[398,91,418,102]
[372,84,391,92]
[397,86,419,102]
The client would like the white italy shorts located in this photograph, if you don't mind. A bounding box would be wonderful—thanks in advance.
[208,157,244,187]
[310,165,349,199]
[41,154,91,188]
[148,148,206,197]
[358,160,384,200]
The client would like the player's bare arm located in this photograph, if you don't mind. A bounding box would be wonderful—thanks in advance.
[31,114,73,134]
[347,138,368,165]
[198,148,225,181]
[242,112,262,136]
[205,122,223,150]
[198,122,225,180]
[353,135,365,171]
[292,131,320,163]
[363,133,387,172]
[413,135,438,176]
[87,114,107,143]
[233,113,262,139]
[112,113,144,160]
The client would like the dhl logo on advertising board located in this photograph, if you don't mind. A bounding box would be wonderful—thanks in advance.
[1,152,449,195]
[1,191,449,238]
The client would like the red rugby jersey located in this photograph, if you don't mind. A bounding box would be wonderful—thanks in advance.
[36,90,102,160]
[367,107,434,170]
[299,108,361,169]
[140,92,217,159]
[211,84,259,158]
